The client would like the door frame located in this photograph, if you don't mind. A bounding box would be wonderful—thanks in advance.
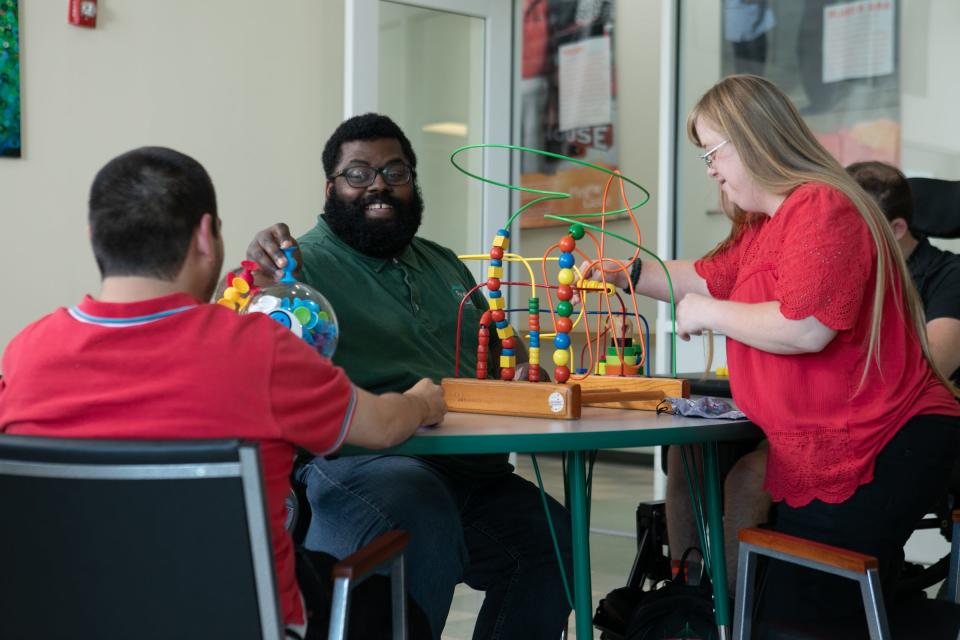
[344,0,513,249]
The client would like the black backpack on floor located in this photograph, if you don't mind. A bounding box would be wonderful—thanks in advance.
[624,549,717,640]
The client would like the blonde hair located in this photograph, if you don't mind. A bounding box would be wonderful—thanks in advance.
[687,75,957,395]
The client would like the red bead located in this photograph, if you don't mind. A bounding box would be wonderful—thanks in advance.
[478,335,489,346]
[528,321,540,330]
[554,366,570,383]
[500,367,515,380]
[559,236,576,253]
[486,278,501,291]
[556,284,573,301]
[528,364,541,382]
[490,246,504,260]
[555,317,572,333]
[491,309,506,323]
[501,336,517,350]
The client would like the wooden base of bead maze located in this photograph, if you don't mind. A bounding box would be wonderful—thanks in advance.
[441,378,582,419]
[440,376,690,419]
[577,376,690,411]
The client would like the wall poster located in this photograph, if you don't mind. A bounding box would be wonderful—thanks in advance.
[518,0,618,228]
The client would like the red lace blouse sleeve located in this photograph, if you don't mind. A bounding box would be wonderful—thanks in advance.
[775,184,875,331]
[694,224,758,300]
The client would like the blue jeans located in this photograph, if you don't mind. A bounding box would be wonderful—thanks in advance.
[295,455,572,639]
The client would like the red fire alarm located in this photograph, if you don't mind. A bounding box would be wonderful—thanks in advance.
[68,0,98,28]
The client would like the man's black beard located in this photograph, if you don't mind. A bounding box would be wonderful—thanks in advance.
[322,186,424,259]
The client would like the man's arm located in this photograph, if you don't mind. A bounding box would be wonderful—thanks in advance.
[346,378,446,449]
[926,317,960,380]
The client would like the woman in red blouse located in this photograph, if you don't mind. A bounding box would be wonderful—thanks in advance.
[588,75,960,628]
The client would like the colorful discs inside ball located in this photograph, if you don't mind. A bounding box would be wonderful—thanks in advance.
[243,282,339,358]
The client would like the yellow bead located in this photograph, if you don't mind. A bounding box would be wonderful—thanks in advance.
[557,268,574,285]
[553,349,569,366]
[224,287,241,302]
[488,297,505,310]
[500,355,517,368]
[598,362,606,375]
[488,266,503,279]
[529,348,540,365]
[217,299,237,311]
[232,278,250,294]
[496,325,515,340]
[493,236,510,249]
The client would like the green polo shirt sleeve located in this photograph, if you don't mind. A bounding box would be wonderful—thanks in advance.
[297,217,511,479]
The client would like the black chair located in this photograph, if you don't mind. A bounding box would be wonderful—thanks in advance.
[0,436,283,640]
[907,178,960,239]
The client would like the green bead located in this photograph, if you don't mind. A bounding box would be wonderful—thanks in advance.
[556,301,573,317]
[569,223,585,240]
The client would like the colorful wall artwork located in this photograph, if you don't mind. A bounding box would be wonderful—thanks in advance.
[0,0,20,158]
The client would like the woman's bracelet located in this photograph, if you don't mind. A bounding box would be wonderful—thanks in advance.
[624,259,642,292]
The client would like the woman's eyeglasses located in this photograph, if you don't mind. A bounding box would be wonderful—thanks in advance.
[699,140,729,168]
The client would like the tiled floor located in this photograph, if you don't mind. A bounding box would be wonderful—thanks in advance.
[441,454,656,640]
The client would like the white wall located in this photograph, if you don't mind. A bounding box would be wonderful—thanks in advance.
[0,0,346,361]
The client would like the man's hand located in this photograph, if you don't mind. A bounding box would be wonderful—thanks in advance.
[246,223,303,283]
[675,293,714,341]
[403,378,447,427]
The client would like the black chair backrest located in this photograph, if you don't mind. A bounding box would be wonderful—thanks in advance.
[0,436,283,640]
[908,177,960,239]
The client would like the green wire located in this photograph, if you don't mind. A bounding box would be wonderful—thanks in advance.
[530,453,574,609]
[449,143,651,229]
[680,445,712,575]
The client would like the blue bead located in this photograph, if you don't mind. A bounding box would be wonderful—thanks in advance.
[497,228,511,238]
[554,333,571,349]
[558,252,575,268]
[575,368,588,375]
[495,320,509,329]
[528,330,539,338]
[490,259,503,267]
[501,348,515,356]
[488,290,502,299]
[529,339,540,348]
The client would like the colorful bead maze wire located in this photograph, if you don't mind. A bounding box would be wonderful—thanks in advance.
[449,144,680,381]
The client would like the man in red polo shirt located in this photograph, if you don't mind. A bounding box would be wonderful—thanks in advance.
[0,146,444,638]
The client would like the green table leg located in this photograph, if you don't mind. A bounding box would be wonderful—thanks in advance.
[702,442,731,639]
[566,450,593,639]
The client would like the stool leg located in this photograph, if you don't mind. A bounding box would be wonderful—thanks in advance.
[328,577,351,640]
[391,554,407,640]
[948,518,960,604]
[860,568,891,640]
[733,544,757,640]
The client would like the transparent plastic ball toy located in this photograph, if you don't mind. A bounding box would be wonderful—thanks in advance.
[242,281,339,359]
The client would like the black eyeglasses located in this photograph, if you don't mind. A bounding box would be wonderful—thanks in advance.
[330,162,415,188]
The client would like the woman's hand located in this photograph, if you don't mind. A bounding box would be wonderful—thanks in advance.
[571,259,630,307]
[676,293,716,341]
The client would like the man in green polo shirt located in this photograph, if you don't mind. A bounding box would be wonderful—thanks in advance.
[247,113,572,639]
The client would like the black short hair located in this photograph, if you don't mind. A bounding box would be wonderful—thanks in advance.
[89,147,218,279]
[322,113,418,177]
[846,161,913,226]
